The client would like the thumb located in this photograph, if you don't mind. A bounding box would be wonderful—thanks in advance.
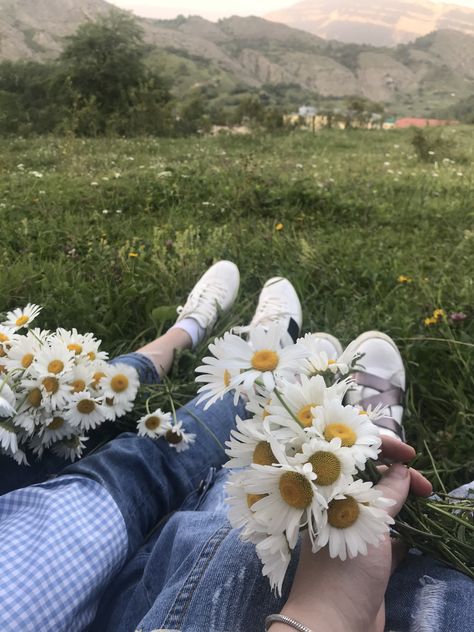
[375,463,411,518]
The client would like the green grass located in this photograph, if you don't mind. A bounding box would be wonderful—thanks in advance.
[0,127,473,491]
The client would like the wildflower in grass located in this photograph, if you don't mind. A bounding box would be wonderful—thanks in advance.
[397,274,412,284]
[275,223,284,231]
[450,311,467,322]
[137,409,172,439]
[3,304,42,330]
[433,308,446,321]
[424,316,437,326]
[128,252,139,258]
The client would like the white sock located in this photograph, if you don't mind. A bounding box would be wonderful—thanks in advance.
[170,318,205,349]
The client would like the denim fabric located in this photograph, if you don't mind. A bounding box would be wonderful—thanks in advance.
[90,466,474,632]
[0,352,159,496]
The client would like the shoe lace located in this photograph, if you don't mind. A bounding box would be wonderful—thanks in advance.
[177,281,229,320]
[250,296,291,328]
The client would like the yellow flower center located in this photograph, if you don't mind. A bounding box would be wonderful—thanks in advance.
[88,351,96,361]
[247,493,267,509]
[296,403,316,428]
[145,416,161,430]
[21,353,34,368]
[42,376,59,394]
[327,496,360,529]
[324,423,357,447]
[111,374,129,393]
[48,417,65,430]
[0,333,9,342]
[106,397,114,406]
[0,348,5,358]
[279,471,313,509]
[307,451,341,486]
[48,360,64,374]
[77,399,96,414]
[92,371,106,388]
[71,379,86,393]
[0,364,6,374]
[251,349,279,372]
[68,343,83,355]
[252,441,275,466]
[328,359,336,366]
[223,369,231,387]
[15,315,29,327]
[28,388,42,408]
[165,429,182,445]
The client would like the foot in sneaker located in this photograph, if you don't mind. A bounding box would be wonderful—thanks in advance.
[343,331,406,441]
[247,277,302,346]
[172,260,240,347]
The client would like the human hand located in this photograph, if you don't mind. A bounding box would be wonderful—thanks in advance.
[273,438,432,632]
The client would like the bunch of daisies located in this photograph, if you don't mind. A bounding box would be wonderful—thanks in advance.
[0,304,139,463]
[196,324,394,594]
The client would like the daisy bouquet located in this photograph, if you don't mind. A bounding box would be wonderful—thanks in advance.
[0,304,139,463]
[195,324,474,593]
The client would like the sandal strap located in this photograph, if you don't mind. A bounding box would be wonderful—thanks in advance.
[359,388,404,410]
[354,371,399,393]
[372,416,405,441]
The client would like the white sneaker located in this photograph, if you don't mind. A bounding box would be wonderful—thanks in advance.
[248,277,302,344]
[307,332,343,359]
[175,261,240,335]
[343,331,406,441]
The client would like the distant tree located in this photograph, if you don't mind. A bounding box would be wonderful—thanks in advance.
[59,10,171,134]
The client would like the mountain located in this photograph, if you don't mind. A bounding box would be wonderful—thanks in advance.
[1,0,474,117]
[265,0,474,46]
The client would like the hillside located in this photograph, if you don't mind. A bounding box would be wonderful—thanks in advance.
[1,0,474,116]
[266,0,474,46]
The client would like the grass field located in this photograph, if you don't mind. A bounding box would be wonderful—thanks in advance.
[0,128,472,491]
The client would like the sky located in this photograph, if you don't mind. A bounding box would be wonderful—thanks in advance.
[108,0,474,22]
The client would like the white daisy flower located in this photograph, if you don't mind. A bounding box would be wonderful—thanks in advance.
[11,409,37,435]
[165,421,196,452]
[256,533,291,597]
[355,402,388,423]
[34,341,74,379]
[0,325,19,349]
[314,479,394,561]
[244,460,327,548]
[39,414,75,446]
[311,400,382,468]
[67,364,94,395]
[100,363,139,406]
[55,328,108,363]
[294,437,356,499]
[195,332,240,409]
[266,375,348,435]
[51,435,88,461]
[0,383,16,417]
[298,333,349,376]
[65,391,107,431]
[225,416,275,468]
[245,385,273,423]
[22,372,73,411]
[3,304,42,330]
[102,395,134,421]
[197,324,305,399]
[3,331,43,374]
[0,420,18,453]
[226,470,270,539]
[137,409,172,438]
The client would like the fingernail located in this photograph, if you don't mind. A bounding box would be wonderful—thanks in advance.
[391,464,409,479]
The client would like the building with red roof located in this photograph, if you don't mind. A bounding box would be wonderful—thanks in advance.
[395,118,459,128]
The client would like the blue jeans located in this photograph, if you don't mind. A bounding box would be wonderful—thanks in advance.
[1,353,473,632]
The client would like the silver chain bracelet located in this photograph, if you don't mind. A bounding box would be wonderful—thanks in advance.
[265,614,313,632]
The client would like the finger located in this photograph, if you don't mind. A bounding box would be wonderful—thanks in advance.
[380,436,416,463]
[409,467,433,497]
[390,539,408,574]
[375,463,411,517]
